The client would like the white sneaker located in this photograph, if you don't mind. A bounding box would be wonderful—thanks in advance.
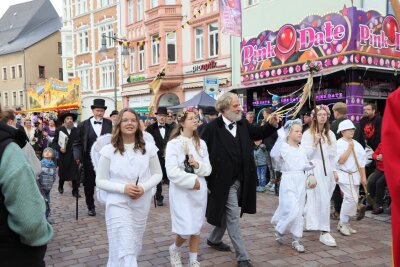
[347,223,357,234]
[188,260,201,267]
[291,240,305,253]
[266,182,272,188]
[169,245,182,267]
[337,222,351,236]
[319,232,337,247]
[268,184,275,192]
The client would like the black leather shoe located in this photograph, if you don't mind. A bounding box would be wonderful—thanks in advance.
[72,192,81,198]
[88,209,96,216]
[207,240,231,251]
[157,200,163,206]
[58,187,64,194]
[237,260,254,267]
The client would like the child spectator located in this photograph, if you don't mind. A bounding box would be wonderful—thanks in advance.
[336,120,367,236]
[37,147,57,224]
[367,142,386,214]
[254,140,268,192]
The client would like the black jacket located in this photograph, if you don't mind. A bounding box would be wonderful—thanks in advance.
[359,115,382,151]
[145,122,173,158]
[201,116,278,227]
[53,126,79,180]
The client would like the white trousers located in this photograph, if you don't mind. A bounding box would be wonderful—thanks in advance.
[338,183,359,222]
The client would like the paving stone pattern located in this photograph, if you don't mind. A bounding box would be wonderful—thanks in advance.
[45,183,393,267]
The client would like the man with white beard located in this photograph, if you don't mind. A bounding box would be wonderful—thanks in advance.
[201,92,281,267]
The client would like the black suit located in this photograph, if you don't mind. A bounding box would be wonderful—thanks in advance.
[145,122,173,202]
[73,117,112,210]
[53,126,79,194]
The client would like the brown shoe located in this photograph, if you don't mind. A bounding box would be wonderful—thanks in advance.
[372,207,384,215]
[356,205,366,220]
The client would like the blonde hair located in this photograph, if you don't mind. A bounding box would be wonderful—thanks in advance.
[332,102,347,115]
[169,111,201,153]
[310,107,332,145]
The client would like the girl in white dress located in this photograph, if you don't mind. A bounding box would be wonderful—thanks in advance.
[336,119,367,236]
[271,119,314,253]
[302,105,338,247]
[95,108,162,267]
[165,108,212,267]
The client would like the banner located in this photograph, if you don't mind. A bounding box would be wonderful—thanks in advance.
[241,6,400,83]
[220,0,242,37]
[27,78,80,110]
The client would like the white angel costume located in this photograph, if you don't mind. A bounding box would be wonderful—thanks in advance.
[336,138,366,219]
[302,129,337,232]
[165,135,212,236]
[271,136,312,238]
[92,134,162,267]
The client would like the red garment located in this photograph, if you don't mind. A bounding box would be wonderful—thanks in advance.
[372,143,384,172]
[382,87,400,267]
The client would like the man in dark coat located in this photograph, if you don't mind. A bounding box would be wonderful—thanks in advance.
[73,99,112,216]
[146,106,173,206]
[201,92,280,267]
[53,111,80,197]
[197,106,218,135]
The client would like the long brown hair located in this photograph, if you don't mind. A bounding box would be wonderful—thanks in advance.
[310,107,332,145]
[169,110,201,153]
[111,108,146,155]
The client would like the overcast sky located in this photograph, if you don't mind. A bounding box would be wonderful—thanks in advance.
[0,0,62,18]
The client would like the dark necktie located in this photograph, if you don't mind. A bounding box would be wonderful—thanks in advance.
[94,121,102,125]
[228,122,236,130]
[159,125,165,129]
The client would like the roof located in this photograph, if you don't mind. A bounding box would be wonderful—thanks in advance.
[0,0,61,55]
[169,91,216,110]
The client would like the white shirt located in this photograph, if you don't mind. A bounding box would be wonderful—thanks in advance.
[66,128,71,135]
[158,123,166,139]
[90,117,103,137]
[222,115,237,137]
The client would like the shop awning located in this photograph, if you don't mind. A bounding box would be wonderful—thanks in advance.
[16,103,80,113]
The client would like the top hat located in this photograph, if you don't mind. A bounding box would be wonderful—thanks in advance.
[110,110,119,117]
[203,106,218,115]
[302,111,311,117]
[91,99,107,110]
[59,111,78,122]
[155,106,168,115]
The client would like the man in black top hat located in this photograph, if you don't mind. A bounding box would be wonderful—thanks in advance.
[145,106,173,206]
[53,111,80,197]
[197,106,218,135]
[73,99,112,216]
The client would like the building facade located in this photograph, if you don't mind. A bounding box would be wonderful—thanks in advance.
[62,0,126,116]
[0,0,62,110]
[232,0,399,121]
[121,0,232,113]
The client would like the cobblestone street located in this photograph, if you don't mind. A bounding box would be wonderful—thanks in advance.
[44,183,393,267]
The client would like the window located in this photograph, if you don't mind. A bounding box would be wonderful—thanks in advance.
[78,68,90,91]
[65,35,73,57]
[59,68,64,80]
[129,48,135,73]
[76,0,87,15]
[151,34,160,65]
[39,65,45,78]
[12,92,17,106]
[77,30,89,53]
[388,0,394,15]
[151,0,158,8]
[127,0,134,24]
[58,42,62,54]
[18,65,22,78]
[63,0,71,19]
[209,23,219,57]
[98,0,112,8]
[165,0,176,4]
[99,24,114,49]
[4,92,8,107]
[100,65,115,89]
[139,45,145,71]
[2,67,7,80]
[137,0,143,21]
[247,0,258,6]
[19,91,24,106]
[195,28,203,60]
[166,32,176,63]
[11,66,16,79]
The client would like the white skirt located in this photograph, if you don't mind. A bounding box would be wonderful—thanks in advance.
[271,171,306,238]
[169,176,207,236]
[105,190,152,267]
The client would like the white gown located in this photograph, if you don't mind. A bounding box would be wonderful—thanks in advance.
[271,142,310,238]
[97,142,162,267]
[302,129,337,232]
[165,135,212,236]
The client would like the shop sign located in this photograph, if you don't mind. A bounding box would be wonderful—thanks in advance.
[127,76,146,83]
[192,60,223,72]
[252,92,344,106]
[204,77,219,99]
[241,7,400,83]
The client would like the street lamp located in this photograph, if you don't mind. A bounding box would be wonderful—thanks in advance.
[99,33,130,110]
